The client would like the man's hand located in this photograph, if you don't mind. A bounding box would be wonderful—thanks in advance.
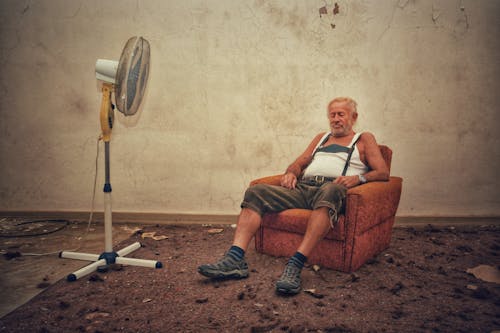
[333,175,360,189]
[280,172,298,189]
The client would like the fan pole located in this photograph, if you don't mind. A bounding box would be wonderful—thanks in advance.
[104,141,113,253]
[101,82,113,253]
[59,83,162,281]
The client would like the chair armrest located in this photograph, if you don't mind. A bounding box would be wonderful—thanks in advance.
[250,174,282,186]
[345,176,403,235]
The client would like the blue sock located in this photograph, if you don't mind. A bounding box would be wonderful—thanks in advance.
[227,245,245,261]
[288,251,307,269]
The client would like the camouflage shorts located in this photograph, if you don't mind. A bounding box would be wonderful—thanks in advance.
[240,182,347,227]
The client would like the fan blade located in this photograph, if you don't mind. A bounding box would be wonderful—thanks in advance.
[115,36,150,116]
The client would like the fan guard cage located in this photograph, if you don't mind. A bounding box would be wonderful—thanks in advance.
[115,36,150,116]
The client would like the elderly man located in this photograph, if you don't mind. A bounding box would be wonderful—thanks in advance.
[198,97,389,295]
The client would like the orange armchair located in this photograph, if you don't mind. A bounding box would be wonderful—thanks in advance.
[251,145,402,272]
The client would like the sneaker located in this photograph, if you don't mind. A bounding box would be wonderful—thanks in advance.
[198,254,249,279]
[275,263,302,295]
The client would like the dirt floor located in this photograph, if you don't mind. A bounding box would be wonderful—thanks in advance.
[0,222,499,333]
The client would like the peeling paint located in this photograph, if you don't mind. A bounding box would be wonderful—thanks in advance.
[319,6,327,18]
[398,0,410,9]
[431,5,441,23]
[333,3,339,15]
[459,1,470,30]
[319,2,340,30]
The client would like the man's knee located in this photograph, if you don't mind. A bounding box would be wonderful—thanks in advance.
[320,183,347,199]
[243,184,271,202]
[313,183,347,213]
[241,184,272,216]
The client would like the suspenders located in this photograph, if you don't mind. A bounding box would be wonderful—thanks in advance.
[341,134,362,176]
[312,132,363,177]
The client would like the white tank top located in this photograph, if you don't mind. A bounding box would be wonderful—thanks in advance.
[302,132,368,178]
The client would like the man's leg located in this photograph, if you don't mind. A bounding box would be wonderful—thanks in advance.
[297,207,331,257]
[232,208,262,252]
[275,207,331,294]
[276,183,346,294]
[198,184,307,279]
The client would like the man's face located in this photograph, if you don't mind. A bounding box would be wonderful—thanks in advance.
[327,102,357,137]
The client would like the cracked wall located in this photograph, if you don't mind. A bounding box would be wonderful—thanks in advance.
[0,0,499,217]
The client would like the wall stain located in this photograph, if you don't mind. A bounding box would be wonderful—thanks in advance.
[70,96,88,114]
[226,142,236,159]
[252,141,273,167]
[252,1,307,40]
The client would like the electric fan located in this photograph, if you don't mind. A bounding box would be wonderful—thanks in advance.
[60,36,162,281]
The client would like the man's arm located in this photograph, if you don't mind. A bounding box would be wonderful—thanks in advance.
[333,132,389,188]
[361,132,390,181]
[280,133,326,189]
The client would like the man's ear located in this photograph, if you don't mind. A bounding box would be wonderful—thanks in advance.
[352,112,358,121]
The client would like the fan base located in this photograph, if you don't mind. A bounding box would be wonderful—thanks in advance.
[60,242,162,281]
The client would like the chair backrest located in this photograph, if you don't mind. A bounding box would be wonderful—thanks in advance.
[379,145,392,173]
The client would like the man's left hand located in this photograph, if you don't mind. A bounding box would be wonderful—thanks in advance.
[280,172,298,189]
[333,175,360,188]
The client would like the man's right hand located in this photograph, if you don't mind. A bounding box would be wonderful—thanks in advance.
[280,172,298,189]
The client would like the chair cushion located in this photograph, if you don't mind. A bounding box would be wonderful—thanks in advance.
[261,209,346,241]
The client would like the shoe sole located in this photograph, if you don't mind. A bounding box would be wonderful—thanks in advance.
[198,268,249,279]
[276,287,300,295]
